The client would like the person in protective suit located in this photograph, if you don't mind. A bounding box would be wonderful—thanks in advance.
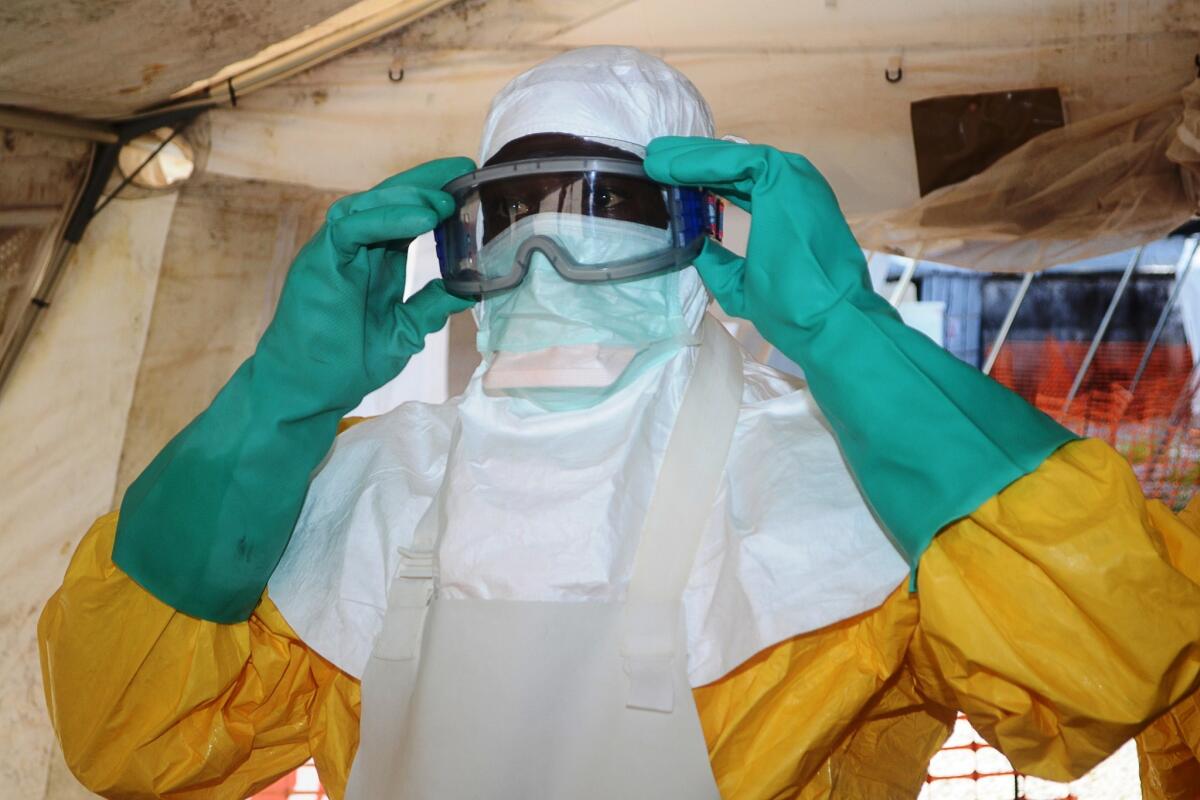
[38,46,1200,799]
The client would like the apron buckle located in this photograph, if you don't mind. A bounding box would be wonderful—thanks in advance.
[622,653,677,713]
[396,545,435,579]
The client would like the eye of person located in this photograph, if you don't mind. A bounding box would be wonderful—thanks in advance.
[499,197,531,218]
[596,189,625,210]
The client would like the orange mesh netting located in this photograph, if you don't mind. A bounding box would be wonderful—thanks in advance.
[988,339,1197,509]
[252,761,327,800]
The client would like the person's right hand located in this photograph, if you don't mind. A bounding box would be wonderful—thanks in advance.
[256,156,477,411]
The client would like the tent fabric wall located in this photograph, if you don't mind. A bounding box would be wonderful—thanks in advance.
[0,192,176,799]
[112,175,338,500]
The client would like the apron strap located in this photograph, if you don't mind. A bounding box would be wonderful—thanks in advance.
[621,315,745,712]
[368,502,440,661]
[347,434,453,800]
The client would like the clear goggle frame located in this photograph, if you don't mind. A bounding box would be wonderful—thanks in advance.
[434,155,723,300]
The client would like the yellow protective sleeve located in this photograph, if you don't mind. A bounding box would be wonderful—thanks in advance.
[697,585,955,799]
[910,438,1200,783]
[38,512,361,800]
[1138,695,1200,800]
[39,436,1200,800]
[1134,499,1200,800]
[696,438,1200,799]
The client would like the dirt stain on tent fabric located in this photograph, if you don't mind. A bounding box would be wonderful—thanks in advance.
[117,63,166,95]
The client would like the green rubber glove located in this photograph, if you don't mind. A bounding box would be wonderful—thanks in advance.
[645,137,1076,574]
[113,157,476,622]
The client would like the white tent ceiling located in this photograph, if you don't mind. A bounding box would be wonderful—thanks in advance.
[4,0,1197,216]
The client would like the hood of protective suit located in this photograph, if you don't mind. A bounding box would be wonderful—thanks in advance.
[477,46,715,165]
[474,46,715,395]
[269,48,908,692]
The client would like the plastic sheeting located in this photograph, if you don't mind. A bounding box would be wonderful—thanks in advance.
[853,80,1200,272]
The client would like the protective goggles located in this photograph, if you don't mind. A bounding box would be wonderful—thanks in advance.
[434,155,723,299]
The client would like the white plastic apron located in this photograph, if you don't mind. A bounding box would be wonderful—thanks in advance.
[346,316,744,799]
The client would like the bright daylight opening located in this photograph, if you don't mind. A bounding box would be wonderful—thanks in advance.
[117,128,195,189]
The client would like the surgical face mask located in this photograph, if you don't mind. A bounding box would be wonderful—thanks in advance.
[476,214,693,354]
[472,214,709,404]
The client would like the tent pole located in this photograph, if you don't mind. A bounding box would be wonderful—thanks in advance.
[1062,245,1143,415]
[126,0,460,120]
[0,242,76,395]
[983,271,1035,376]
[1128,236,1200,397]
[0,106,118,143]
[888,257,918,306]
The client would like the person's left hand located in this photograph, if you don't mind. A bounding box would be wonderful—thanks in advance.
[644,136,876,346]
